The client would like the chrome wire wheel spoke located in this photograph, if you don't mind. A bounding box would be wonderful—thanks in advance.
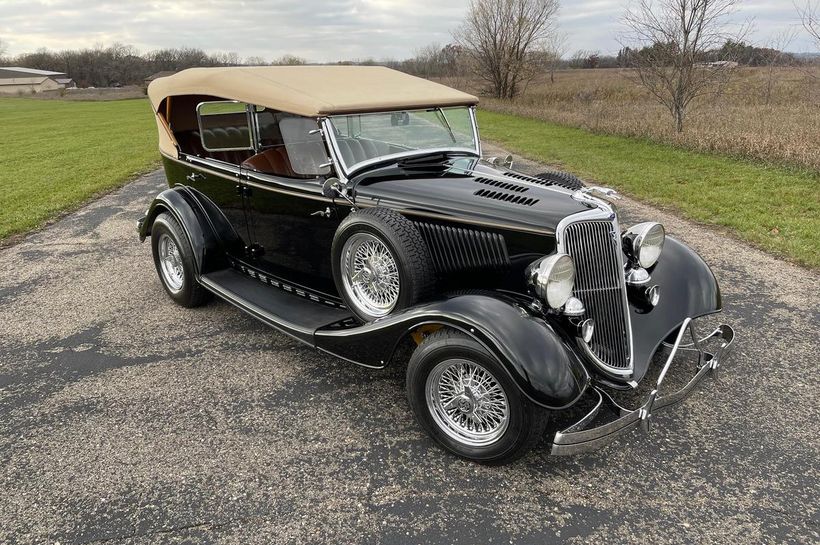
[341,233,401,318]
[425,359,510,447]
[158,233,184,292]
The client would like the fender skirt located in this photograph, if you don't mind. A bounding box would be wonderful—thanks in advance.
[137,185,241,275]
[315,293,591,410]
[628,235,723,382]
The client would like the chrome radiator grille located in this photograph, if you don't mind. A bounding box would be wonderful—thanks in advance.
[562,220,632,372]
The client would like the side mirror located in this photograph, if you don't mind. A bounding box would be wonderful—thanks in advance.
[322,177,342,198]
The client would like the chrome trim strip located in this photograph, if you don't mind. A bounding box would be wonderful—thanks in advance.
[165,152,555,235]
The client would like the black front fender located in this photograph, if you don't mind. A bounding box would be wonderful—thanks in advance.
[629,235,722,381]
[138,186,240,274]
[315,293,590,410]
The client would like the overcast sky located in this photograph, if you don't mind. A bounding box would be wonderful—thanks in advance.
[0,0,814,61]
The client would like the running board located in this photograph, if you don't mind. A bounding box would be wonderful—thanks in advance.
[199,269,352,345]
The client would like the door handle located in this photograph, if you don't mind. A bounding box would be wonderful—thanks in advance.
[186,172,204,183]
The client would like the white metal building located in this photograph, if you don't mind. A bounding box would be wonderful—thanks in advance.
[0,67,76,95]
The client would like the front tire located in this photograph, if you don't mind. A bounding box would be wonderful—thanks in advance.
[150,212,210,308]
[407,329,549,464]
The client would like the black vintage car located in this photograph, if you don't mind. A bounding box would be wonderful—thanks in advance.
[139,66,733,464]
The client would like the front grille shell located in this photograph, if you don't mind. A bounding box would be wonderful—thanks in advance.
[558,214,634,375]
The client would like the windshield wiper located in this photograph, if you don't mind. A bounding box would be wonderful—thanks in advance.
[433,108,457,144]
[397,151,451,167]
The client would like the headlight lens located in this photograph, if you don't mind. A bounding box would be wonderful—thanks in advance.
[526,254,576,309]
[626,222,665,268]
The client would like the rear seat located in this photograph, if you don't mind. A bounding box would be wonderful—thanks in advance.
[187,128,252,164]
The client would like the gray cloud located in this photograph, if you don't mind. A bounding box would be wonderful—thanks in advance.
[0,0,815,60]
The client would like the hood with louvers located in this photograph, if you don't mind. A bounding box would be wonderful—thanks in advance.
[355,166,589,235]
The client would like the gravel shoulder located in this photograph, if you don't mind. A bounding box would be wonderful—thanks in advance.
[0,149,818,544]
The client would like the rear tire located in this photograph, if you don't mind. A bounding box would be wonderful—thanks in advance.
[407,329,549,464]
[150,212,210,308]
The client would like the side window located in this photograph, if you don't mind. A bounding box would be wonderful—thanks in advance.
[196,101,254,152]
[279,117,331,177]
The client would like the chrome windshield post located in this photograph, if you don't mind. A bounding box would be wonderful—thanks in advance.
[319,117,350,185]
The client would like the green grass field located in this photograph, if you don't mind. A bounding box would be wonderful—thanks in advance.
[0,99,816,268]
[0,98,157,241]
[478,110,819,269]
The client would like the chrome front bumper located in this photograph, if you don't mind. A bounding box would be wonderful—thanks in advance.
[551,318,735,455]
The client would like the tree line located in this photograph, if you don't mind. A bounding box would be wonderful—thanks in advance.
[0,43,310,87]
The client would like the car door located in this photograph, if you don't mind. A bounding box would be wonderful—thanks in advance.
[182,100,256,257]
[240,113,341,296]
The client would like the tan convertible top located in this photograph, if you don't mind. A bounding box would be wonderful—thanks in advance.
[148,65,478,117]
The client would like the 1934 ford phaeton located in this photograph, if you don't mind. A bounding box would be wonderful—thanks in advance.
[139,66,734,464]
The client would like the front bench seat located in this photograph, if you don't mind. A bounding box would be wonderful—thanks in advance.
[241,147,295,177]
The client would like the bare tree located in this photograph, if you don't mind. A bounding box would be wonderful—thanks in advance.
[761,29,797,105]
[544,32,568,83]
[455,0,560,99]
[797,1,820,48]
[0,37,7,59]
[621,0,747,133]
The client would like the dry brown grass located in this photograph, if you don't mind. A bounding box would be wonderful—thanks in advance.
[456,67,820,171]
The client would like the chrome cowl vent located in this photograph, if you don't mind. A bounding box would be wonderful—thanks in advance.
[560,218,633,375]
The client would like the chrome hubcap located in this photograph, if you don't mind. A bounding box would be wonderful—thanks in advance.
[158,233,184,292]
[341,233,400,318]
[426,359,509,446]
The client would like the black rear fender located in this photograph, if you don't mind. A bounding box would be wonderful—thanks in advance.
[138,186,240,275]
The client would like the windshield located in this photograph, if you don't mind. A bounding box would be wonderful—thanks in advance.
[327,106,478,173]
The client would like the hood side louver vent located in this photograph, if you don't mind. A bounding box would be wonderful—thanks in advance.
[474,176,529,193]
[504,171,553,186]
[474,188,539,207]
[414,222,511,274]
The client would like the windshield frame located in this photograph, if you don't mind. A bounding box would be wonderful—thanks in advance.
[321,106,481,179]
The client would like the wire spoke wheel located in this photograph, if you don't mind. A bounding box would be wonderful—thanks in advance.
[425,358,510,447]
[158,233,185,292]
[341,233,400,318]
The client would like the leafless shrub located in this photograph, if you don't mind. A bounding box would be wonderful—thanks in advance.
[455,0,560,99]
[620,0,748,133]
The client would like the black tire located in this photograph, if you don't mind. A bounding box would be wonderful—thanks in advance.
[534,169,583,191]
[150,212,210,308]
[332,207,435,322]
[407,329,550,465]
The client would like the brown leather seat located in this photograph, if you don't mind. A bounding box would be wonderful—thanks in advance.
[241,147,295,177]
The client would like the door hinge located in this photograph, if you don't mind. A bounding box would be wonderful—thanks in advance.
[235,184,252,197]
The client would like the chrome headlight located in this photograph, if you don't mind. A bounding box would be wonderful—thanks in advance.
[526,254,575,309]
[624,222,665,268]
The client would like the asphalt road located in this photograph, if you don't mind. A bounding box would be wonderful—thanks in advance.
[1,150,818,544]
